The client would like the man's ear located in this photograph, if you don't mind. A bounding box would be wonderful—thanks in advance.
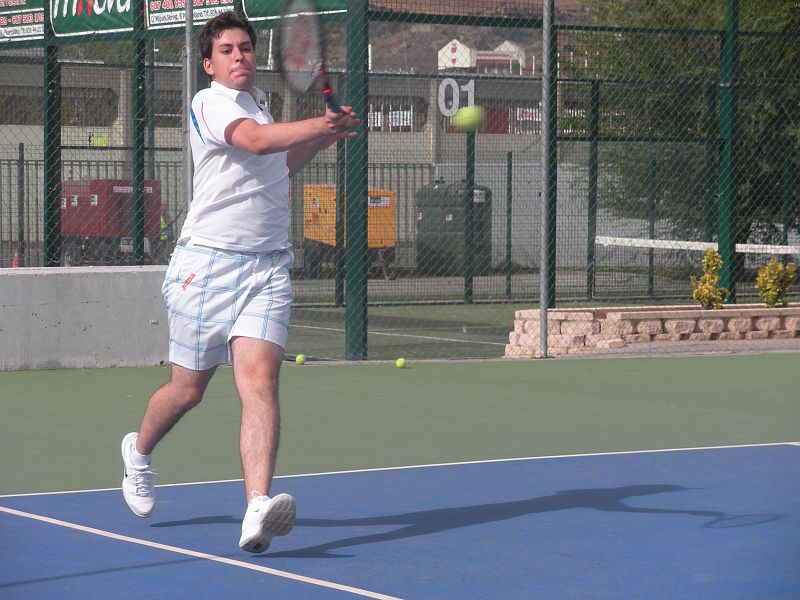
[203,57,214,78]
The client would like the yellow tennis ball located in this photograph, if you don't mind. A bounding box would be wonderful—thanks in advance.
[450,106,485,131]
[295,354,306,365]
[395,357,406,368]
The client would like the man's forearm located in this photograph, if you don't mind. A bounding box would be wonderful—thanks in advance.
[228,117,331,155]
[286,135,337,176]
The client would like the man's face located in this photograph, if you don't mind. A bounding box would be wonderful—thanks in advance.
[203,28,256,90]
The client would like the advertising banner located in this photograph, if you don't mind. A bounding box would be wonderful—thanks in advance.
[146,0,233,30]
[0,0,44,43]
[242,0,345,22]
[50,0,133,37]
[0,0,346,43]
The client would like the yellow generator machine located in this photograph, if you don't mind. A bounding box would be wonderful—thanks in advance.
[303,184,396,278]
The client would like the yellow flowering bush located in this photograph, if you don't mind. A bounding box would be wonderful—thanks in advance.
[690,248,729,309]
[755,258,797,308]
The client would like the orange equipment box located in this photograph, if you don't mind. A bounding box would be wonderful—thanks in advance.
[303,184,396,250]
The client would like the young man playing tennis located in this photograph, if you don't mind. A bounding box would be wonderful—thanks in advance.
[120,10,358,554]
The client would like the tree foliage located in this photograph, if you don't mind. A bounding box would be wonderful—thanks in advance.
[566,0,799,244]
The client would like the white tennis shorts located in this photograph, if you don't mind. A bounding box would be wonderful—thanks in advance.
[162,242,294,370]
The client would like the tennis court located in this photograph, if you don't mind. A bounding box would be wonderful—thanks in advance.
[2,353,798,599]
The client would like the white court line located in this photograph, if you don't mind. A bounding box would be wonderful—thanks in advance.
[291,323,507,346]
[0,505,401,600]
[0,479,247,498]
[277,441,800,478]
[2,441,797,500]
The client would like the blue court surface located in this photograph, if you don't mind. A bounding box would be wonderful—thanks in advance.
[2,443,798,599]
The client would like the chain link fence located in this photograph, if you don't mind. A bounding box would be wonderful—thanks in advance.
[1,1,798,361]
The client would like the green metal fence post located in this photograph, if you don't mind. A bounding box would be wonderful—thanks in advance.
[648,153,656,297]
[586,81,599,300]
[345,0,369,360]
[132,1,147,266]
[718,0,739,302]
[463,130,476,304]
[704,83,718,242]
[147,40,157,181]
[780,148,792,265]
[17,143,25,267]
[335,137,346,307]
[183,0,197,213]
[43,5,61,268]
[505,151,513,299]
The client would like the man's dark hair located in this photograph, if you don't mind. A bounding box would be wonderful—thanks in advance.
[199,11,257,60]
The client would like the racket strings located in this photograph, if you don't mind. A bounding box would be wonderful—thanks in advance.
[279,0,339,111]
[280,12,323,92]
[280,0,323,91]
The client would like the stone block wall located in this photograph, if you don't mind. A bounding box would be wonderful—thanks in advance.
[505,305,800,358]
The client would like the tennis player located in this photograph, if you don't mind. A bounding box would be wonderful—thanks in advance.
[121,10,358,554]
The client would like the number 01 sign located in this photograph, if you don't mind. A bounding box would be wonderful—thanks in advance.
[438,79,475,117]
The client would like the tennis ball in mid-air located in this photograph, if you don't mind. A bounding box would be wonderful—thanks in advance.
[395,357,406,369]
[450,106,485,131]
[295,354,306,365]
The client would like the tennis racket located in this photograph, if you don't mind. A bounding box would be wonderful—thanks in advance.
[277,0,341,113]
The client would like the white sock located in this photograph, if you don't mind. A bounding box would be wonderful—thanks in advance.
[249,492,269,504]
[131,444,151,468]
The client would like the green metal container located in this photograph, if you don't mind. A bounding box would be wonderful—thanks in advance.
[415,179,492,276]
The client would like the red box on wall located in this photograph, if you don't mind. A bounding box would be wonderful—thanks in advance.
[60,180,162,237]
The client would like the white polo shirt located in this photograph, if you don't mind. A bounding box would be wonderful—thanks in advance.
[180,80,290,253]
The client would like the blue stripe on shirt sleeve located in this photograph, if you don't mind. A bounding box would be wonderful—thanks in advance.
[190,108,205,145]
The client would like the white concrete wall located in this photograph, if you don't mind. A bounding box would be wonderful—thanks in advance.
[0,266,168,371]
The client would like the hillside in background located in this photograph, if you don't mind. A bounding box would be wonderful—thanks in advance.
[331,0,591,74]
[369,0,587,20]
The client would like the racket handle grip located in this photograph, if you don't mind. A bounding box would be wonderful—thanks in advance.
[325,93,342,113]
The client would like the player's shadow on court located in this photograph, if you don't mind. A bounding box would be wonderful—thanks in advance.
[151,515,240,527]
[265,484,782,559]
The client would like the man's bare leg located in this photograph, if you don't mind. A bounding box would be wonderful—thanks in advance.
[122,363,216,517]
[136,364,217,455]
[232,336,295,553]
[230,336,283,499]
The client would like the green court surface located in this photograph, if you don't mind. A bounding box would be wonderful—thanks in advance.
[1,353,798,496]
[287,303,528,361]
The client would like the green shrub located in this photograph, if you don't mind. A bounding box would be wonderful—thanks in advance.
[690,248,729,310]
[755,258,797,308]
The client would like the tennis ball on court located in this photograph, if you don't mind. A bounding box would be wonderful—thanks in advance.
[450,106,485,132]
[395,357,406,369]
[295,354,306,365]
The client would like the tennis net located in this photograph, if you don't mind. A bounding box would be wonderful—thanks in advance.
[591,235,800,301]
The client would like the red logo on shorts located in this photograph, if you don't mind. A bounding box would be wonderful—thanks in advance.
[181,273,196,290]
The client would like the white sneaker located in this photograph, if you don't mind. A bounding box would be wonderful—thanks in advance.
[239,493,296,554]
[121,432,157,517]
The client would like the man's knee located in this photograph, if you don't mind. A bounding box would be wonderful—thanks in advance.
[169,365,215,409]
[173,383,206,410]
[231,338,283,386]
[237,371,280,407]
